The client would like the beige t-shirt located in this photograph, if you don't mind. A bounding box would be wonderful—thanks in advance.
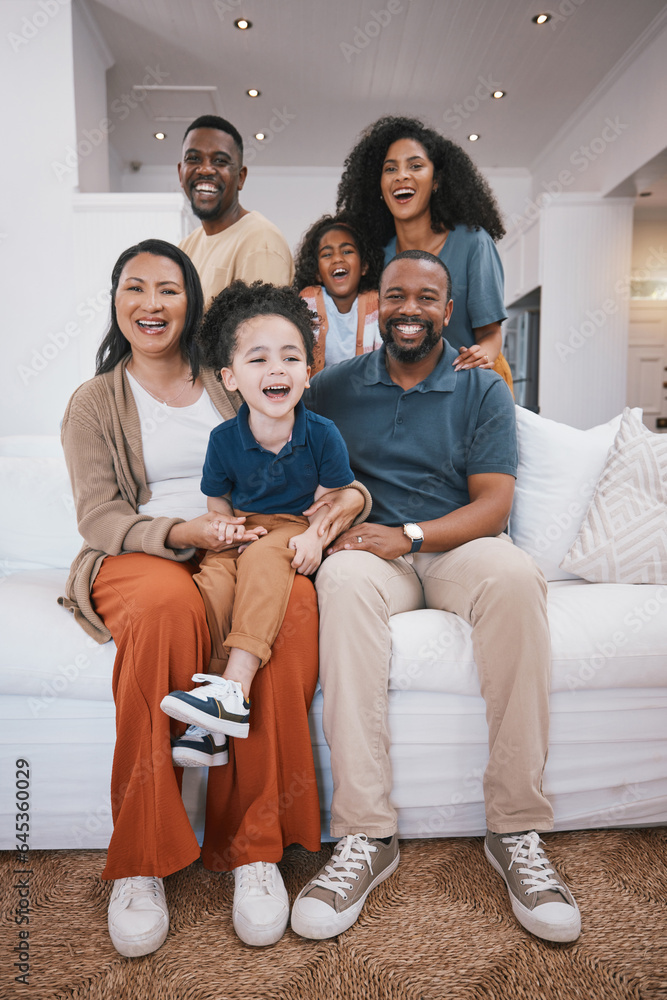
[179,210,294,307]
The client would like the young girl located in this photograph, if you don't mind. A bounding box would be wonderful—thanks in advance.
[294,214,384,373]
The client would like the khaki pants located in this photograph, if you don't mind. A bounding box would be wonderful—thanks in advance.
[194,512,310,671]
[315,534,554,837]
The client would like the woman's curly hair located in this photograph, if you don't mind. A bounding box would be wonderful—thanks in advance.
[336,116,506,248]
[293,212,384,293]
[197,280,316,377]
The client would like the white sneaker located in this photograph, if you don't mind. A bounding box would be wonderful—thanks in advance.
[160,673,250,738]
[232,862,289,946]
[107,876,169,957]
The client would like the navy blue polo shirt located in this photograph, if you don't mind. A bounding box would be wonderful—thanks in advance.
[305,342,517,526]
[201,399,354,514]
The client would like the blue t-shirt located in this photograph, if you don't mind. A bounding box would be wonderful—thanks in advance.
[201,400,354,515]
[384,225,507,352]
[305,343,516,527]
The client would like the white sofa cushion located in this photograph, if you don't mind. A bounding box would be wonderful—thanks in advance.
[389,579,667,695]
[0,570,116,705]
[0,454,81,571]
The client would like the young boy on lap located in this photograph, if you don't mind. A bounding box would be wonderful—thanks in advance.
[161,281,354,765]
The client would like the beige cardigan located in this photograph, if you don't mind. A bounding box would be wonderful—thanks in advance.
[59,356,370,643]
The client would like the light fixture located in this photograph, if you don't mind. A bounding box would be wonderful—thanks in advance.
[468,133,480,142]
[255,132,266,141]
[492,90,505,99]
[234,18,251,29]
[246,88,260,98]
[153,131,166,140]
[532,13,551,24]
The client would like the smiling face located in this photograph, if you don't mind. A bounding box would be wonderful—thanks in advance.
[114,253,188,363]
[316,227,367,313]
[380,138,436,224]
[379,256,452,364]
[220,315,311,420]
[178,127,247,227]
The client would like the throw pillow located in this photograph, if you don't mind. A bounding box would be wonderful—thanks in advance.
[560,408,667,583]
[510,406,641,582]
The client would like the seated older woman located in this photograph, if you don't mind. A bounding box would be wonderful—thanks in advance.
[59,238,368,955]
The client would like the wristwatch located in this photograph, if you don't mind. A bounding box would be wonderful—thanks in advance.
[403,522,424,553]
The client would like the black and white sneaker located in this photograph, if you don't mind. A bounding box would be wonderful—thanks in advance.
[171,725,229,767]
[161,672,250,737]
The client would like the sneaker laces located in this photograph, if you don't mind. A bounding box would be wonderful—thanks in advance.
[182,724,210,738]
[502,832,562,896]
[190,672,233,690]
[116,876,161,907]
[311,834,377,900]
[237,862,278,896]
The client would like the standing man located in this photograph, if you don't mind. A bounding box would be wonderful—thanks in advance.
[291,249,580,944]
[178,115,294,305]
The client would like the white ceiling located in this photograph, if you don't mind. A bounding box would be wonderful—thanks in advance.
[89,0,667,180]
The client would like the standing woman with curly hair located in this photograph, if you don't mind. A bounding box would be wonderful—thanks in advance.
[336,116,513,390]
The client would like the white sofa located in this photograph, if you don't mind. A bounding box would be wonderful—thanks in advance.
[1,406,666,851]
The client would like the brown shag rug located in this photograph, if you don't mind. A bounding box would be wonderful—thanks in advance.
[1,829,666,1000]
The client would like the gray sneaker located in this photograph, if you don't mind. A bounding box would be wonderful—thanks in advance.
[291,833,399,940]
[485,830,581,942]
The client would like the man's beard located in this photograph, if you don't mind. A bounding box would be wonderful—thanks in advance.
[381,317,442,363]
[188,187,224,221]
[190,197,222,221]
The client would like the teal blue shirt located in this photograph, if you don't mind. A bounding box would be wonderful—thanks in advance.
[305,343,516,527]
[384,225,507,352]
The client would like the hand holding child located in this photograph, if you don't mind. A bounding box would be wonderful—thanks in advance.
[289,530,323,576]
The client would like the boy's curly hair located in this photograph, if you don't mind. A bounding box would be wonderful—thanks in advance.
[336,116,506,249]
[293,212,384,293]
[197,280,316,377]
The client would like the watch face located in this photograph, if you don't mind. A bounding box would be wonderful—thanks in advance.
[404,523,423,541]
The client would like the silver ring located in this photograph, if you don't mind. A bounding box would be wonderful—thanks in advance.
[356,536,363,543]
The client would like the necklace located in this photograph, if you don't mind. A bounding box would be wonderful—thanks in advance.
[129,366,193,405]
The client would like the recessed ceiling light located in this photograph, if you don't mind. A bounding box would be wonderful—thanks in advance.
[246,88,260,98]
[153,132,166,140]
[255,132,266,141]
[234,18,251,29]
[532,13,551,24]
[468,133,480,142]
[492,90,505,99]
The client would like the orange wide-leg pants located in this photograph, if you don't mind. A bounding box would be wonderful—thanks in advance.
[92,552,321,879]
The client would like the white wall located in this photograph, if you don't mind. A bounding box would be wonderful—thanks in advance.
[632,211,667,277]
[0,1,79,436]
[71,0,113,193]
[539,196,634,427]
